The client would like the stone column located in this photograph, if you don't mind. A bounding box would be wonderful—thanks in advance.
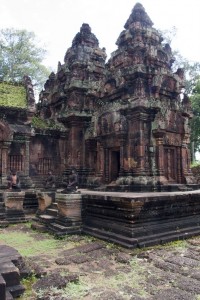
[155,137,164,176]
[97,141,104,178]
[135,118,146,175]
[104,148,109,182]
[153,131,165,176]
[177,147,182,183]
[119,137,126,176]
[24,139,30,176]
[1,142,11,186]
[181,138,193,179]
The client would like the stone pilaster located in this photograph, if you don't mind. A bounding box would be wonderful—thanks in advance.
[1,142,11,186]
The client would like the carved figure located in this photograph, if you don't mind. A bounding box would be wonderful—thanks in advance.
[61,168,78,193]
[45,170,56,189]
[7,169,21,190]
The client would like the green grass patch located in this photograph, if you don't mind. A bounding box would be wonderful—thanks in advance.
[0,224,69,257]
[19,275,38,299]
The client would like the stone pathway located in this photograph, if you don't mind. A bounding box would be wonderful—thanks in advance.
[23,237,200,299]
[1,224,200,299]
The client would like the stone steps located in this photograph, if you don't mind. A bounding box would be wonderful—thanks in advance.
[139,230,200,248]
[23,190,38,212]
[38,214,56,224]
[0,245,25,299]
[49,222,82,235]
[83,215,200,248]
[0,213,6,220]
[7,284,25,299]
[5,211,26,224]
[137,226,200,248]
[5,291,13,300]
[45,208,58,217]
[51,202,58,209]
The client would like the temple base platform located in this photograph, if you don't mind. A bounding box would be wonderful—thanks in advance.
[81,189,200,248]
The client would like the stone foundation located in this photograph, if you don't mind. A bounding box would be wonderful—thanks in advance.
[82,190,200,248]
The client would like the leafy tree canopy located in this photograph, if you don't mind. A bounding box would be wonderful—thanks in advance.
[159,26,200,94]
[0,28,51,93]
[190,78,200,152]
[160,27,200,159]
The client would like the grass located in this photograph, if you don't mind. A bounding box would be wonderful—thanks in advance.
[19,275,38,300]
[0,223,73,257]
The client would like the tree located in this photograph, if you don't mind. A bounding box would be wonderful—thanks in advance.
[160,27,200,160]
[190,79,200,153]
[159,26,200,94]
[0,28,50,92]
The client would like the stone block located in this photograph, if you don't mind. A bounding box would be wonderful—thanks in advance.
[56,193,82,222]
[4,192,26,223]
[0,274,6,300]
[4,192,25,211]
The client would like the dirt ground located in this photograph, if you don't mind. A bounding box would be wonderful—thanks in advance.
[1,224,200,300]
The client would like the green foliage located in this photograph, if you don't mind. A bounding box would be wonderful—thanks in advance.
[31,116,50,129]
[190,79,200,151]
[20,275,38,299]
[31,115,65,130]
[0,28,50,92]
[191,161,200,168]
[159,27,200,94]
[160,27,200,152]
[172,52,200,94]
[0,81,26,107]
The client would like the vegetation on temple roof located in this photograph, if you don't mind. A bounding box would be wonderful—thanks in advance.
[0,81,26,108]
[31,115,65,131]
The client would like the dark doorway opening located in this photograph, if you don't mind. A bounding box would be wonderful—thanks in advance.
[110,150,120,182]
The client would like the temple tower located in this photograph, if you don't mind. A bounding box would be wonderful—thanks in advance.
[87,3,194,190]
[39,23,106,184]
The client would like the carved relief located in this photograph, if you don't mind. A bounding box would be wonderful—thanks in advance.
[0,120,12,141]
[163,133,181,146]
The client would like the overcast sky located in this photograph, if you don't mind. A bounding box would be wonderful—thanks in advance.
[1,0,200,71]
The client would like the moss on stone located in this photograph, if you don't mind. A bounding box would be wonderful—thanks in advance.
[0,82,27,108]
[31,116,50,129]
[31,116,64,130]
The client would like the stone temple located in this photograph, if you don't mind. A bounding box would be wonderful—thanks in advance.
[1,2,200,279]
[38,3,195,191]
[0,3,196,191]
[1,4,200,298]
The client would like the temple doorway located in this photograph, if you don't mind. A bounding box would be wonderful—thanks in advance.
[109,149,120,182]
[164,147,177,182]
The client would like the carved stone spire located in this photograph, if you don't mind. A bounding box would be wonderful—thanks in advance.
[124,2,153,29]
[71,23,99,48]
